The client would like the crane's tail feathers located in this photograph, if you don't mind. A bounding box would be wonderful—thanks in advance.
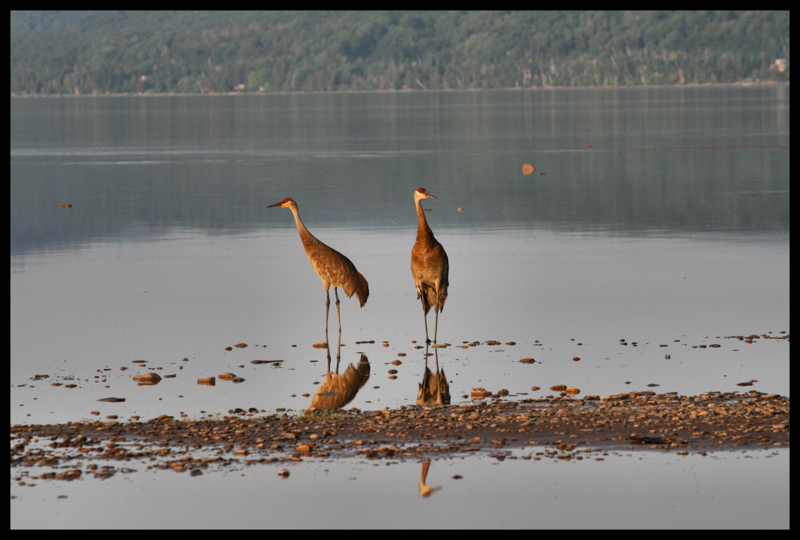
[354,271,369,307]
[341,271,369,307]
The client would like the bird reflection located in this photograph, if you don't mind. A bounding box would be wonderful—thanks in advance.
[417,343,450,406]
[268,197,369,346]
[307,342,370,412]
[418,459,442,497]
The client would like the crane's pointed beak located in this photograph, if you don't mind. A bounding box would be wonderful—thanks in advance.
[267,201,283,208]
[425,192,438,200]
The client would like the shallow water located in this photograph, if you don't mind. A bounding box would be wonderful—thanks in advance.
[10,87,790,528]
[10,449,790,529]
[10,227,790,424]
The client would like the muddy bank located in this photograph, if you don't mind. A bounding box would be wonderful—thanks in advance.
[11,390,789,483]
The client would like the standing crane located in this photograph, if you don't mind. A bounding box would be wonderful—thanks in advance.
[267,198,369,344]
[410,188,449,343]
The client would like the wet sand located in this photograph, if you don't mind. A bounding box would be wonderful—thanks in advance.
[11,390,789,482]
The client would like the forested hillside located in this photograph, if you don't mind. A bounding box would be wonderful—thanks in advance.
[10,11,790,95]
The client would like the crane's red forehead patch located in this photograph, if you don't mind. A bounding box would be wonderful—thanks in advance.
[416,188,427,193]
[282,197,293,203]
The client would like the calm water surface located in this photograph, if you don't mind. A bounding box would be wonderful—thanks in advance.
[10,87,789,528]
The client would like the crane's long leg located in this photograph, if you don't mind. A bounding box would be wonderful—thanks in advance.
[433,289,441,344]
[433,307,439,344]
[421,295,430,343]
[324,288,331,345]
[334,287,342,346]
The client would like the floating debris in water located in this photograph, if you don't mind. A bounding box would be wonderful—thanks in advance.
[133,373,161,385]
[471,388,492,399]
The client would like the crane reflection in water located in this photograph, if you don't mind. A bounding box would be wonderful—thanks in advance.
[306,341,371,412]
[417,343,450,406]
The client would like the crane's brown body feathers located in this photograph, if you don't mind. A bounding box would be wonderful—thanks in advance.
[411,209,449,314]
[298,227,369,306]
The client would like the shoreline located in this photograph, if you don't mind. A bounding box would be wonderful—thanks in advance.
[11,390,789,482]
[10,81,789,99]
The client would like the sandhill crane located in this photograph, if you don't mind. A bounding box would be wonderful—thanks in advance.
[268,198,369,344]
[410,188,449,343]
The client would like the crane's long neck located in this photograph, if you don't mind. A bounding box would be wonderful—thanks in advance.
[288,205,319,250]
[415,199,436,247]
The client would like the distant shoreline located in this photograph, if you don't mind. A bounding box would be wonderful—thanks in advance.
[10,80,789,98]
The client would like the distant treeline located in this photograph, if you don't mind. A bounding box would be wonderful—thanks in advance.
[10,11,790,95]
